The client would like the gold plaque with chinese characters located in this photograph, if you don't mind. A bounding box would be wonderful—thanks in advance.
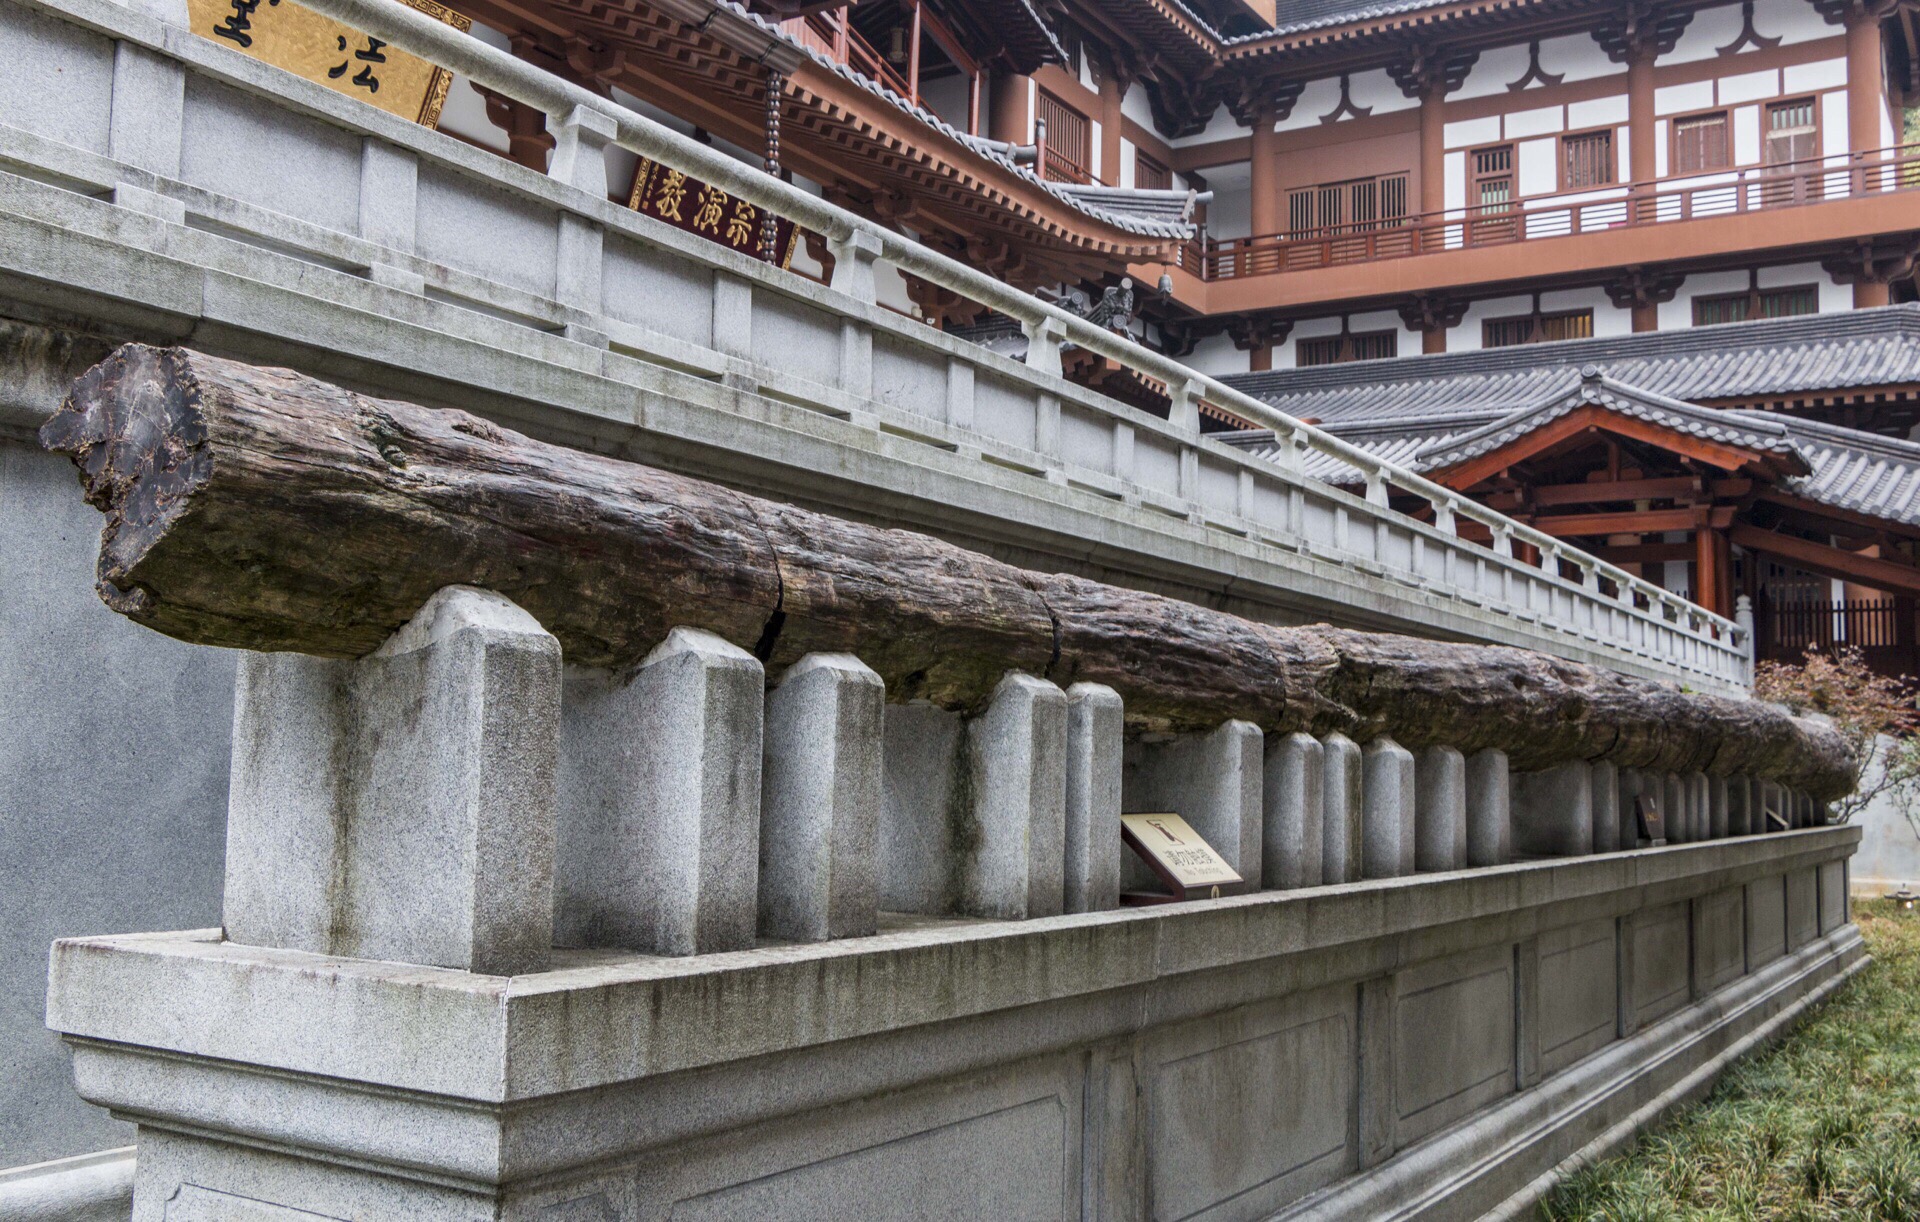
[1120,813,1242,890]
[627,157,800,266]
[186,0,470,127]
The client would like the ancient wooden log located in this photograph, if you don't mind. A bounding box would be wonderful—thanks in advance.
[42,344,1855,796]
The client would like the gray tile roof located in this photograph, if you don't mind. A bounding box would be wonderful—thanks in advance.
[1414,371,1807,473]
[1216,365,1920,529]
[1221,306,1920,427]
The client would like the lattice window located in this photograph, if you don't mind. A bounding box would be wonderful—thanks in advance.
[1482,309,1593,348]
[1673,111,1730,174]
[1036,89,1090,183]
[1764,98,1817,167]
[1693,285,1819,325]
[1282,173,1408,235]
[1297,329,1398,366]
[1472,145,1514,212]
[1562,130,1615,188]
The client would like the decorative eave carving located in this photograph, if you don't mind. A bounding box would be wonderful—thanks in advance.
[1821,237,1920,285]
[1591,4,1695,62]
[1228,314,1293,350]
[1224,78,1305,127]
[1397,294,1469,332]
[1604,266,1686,310]
[1386,48,1479,100]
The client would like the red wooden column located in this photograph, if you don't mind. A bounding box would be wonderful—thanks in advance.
[1250,102,1283,238]
[1847,7,1891,306]
[1627,42,1659,330]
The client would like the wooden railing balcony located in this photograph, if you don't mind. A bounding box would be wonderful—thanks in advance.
[1187,145,1920,281]
[781,3,983,134]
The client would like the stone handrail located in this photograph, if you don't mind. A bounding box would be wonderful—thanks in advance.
[1,0,1750,690]
[287,0,1742,678]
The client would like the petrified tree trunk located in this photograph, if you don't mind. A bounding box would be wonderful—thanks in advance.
[41,345,1855,795]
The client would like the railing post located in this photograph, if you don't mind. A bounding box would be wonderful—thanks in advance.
[1022,316,1067,378]
[1735,594,1756,683]
[106,0,189,225]
[827,227,883,303]
[550,106,616,346]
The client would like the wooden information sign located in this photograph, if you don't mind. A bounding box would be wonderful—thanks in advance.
[1635,794,1666,847]
[1120,812,1243,906]
[627,157,801,266]
[186,0,469,127]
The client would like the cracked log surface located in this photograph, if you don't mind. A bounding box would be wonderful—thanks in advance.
[42,344,1855,797]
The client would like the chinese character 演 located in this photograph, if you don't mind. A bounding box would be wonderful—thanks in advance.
[692,184,728,234]
[328,34,387,93]
[211,0,278,48]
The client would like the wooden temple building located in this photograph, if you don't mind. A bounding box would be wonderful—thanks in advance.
[189,0,1920,668]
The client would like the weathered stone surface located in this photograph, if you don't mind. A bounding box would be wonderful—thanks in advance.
[1064,683,1123,914]
[226,585,559,975]
[1590,762,1620,854]
[1321,733,1363,884]
[1362,736,1415,879]
[1415,746,1466,873]
[1512,763,1592,859]
[556,627,763,957]
[1465,749,1511,868]
[40,345,1855,793]
[759,653,884,943]
[1264,732,1324,890]
[966,673,1068,920]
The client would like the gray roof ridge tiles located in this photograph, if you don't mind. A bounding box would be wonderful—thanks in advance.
[1408,371,1808,471]
[1223,0,1456,42]
[1221,304,1920,399]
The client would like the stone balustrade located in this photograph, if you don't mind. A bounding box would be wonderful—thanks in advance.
[0,0,1750,693]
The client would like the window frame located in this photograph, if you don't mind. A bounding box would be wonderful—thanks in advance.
[1691,284,1820,326]
[1481,308,1595,348]
[1297,329,1399,366]
[1557,125,1619,192]
[1035,87,1092,184]
[1133,150,1171,191]
[1669,107,1733,176]
[1762,95,1820,170]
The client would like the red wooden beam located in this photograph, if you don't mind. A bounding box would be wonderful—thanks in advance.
[1730,525,1920,596]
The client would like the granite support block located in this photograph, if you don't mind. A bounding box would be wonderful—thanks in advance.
[1465,749,1510,868]
[758,653,885,943]
[225,586,561,975]
[557,626,763,957]
[1709,775,1730,840]
[1589,761,1619,854]
[1322,733,1363,884]
[1264,732,1324,890]
[1664,774,1689,844]
[1415,746,1466,873]
[1512,762,1592,859]
[1688,773,1711,841]
[1618,769,1644,847]
[1063,683,1123,914]
[1727,776,1753,837]
[966,674,1069,920]
[1361,736,1415,880]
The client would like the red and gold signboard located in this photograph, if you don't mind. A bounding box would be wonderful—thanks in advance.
[185,0,469,127]
[627,157,799,267]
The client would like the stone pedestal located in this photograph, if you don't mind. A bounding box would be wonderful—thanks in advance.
[1265,732,1324,889]
[1361,736,1415,879]
[557,627,764,956]
[224,585,560,976]
[1465,749,1510,868]
[1064,683,1124,913]
[1322,733,1364,883]
[1512,763,1592,859]
[1415,746,1466,873]
[759,653,885,942]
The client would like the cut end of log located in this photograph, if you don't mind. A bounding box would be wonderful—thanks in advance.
[40,344,212,616]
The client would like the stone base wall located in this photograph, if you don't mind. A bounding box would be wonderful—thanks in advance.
[46,829,1860,1222]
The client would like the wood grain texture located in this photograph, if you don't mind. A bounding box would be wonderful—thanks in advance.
[40,344,1856,797]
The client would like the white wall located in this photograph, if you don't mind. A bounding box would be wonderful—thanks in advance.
[1183,331,1251,376]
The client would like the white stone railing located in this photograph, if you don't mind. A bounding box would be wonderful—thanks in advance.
[0,0,1750,692]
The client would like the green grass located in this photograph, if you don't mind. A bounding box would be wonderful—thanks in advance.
[1541,901,1920,1222]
